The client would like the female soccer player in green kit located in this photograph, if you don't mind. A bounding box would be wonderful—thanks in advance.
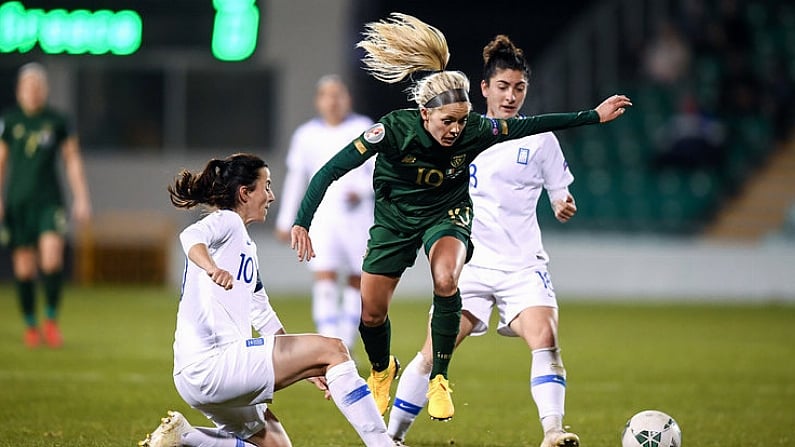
[289,13,632,422]
[0,63,92,348]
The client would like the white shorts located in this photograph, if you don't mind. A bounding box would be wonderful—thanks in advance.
[173,336,276,439]
[308,214,370,274]
[459,264,558,337]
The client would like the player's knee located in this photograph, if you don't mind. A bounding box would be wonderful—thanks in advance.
[431,274,458,297]
[531,327,557,348]
[322,336,351,365]
[359,310,386,326]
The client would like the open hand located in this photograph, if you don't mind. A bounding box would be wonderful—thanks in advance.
[306,376,331,400]
[290,225,315,262]
[595,94,633,123]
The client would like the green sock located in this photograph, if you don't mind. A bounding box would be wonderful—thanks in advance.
[430,290,462,378]
[359,317,391,371]
[15,279,37,327]
[42,271,63,320]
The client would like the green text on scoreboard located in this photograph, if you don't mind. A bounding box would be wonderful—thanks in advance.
[0,0,260,60]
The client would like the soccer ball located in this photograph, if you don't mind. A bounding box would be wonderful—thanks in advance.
[621,410,682,447]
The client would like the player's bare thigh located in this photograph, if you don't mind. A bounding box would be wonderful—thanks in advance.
[271,334,350,390]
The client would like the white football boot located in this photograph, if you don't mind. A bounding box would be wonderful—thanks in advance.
[540,428,580,447]
[139,410,193,447]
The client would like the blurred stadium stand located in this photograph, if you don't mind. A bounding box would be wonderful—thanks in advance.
[525,0,795,239]
[0,0,793,297]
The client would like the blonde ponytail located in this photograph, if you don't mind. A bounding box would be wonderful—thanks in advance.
[357,13,449,83]
[356,13,471,109]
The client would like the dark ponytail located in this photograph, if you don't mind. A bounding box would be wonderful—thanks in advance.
[169,153,267,210]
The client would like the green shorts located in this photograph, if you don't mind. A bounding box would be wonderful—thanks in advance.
[2,203,67,248]
[362,205,475,276]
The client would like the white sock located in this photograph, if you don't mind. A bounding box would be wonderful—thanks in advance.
[182,427,247,447]
[530,347,567,433]
[340,285,362,349]
[326,360,393,447]
[387,352,431,441]
[312,279,340,338]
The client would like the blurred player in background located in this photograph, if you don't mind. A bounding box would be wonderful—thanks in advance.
[387,35,580,447]
[0,62,92,349]
[289,13,631,423]
[141,153,393,447]
[275,74,374,351]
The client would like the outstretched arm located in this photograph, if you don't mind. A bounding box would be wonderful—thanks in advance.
[291,142,373,262]
[479,94,634,147]
[293,143,372,229]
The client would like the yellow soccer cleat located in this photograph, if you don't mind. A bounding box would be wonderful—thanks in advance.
[367,355,400,415]
[540,428,580,447]
[426,374,454,421]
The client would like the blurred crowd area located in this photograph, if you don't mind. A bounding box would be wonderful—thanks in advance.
[545,0,795,240]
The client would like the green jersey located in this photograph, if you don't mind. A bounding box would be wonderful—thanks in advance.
[294,108,599,233]
[0,105,73,207]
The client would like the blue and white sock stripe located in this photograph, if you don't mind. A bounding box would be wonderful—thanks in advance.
[342,384,371,406]
[392,398,423,415]
[235,438,246,447]
[531,374,566,387]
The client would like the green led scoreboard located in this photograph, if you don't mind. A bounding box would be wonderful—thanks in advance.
[0,0,260,60]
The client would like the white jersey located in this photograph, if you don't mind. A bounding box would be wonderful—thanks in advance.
[275,113,375,232]
[467,132,573,271]
[174,209,282,374]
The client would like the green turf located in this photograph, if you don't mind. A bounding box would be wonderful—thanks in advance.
[0,284,793,446]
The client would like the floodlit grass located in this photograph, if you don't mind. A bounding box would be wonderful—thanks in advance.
[0,284,793,446]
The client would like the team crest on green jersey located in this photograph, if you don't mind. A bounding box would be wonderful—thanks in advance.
[13,123,25,139]
[450,154,466,168]
[401,155,416,164]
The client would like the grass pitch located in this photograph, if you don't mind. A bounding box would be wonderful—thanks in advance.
[0,284,793,446]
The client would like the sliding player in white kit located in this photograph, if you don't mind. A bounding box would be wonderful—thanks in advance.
[140,153,394,447]
[275,75,374,350]
[387,36,581,447]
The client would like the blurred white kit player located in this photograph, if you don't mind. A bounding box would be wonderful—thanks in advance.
[275,75,374,349]
[387,133,578,445]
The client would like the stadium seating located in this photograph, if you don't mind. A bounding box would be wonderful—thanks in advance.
[539,0,794,236]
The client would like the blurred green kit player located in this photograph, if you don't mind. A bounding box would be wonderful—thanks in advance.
[0,62,92,348]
